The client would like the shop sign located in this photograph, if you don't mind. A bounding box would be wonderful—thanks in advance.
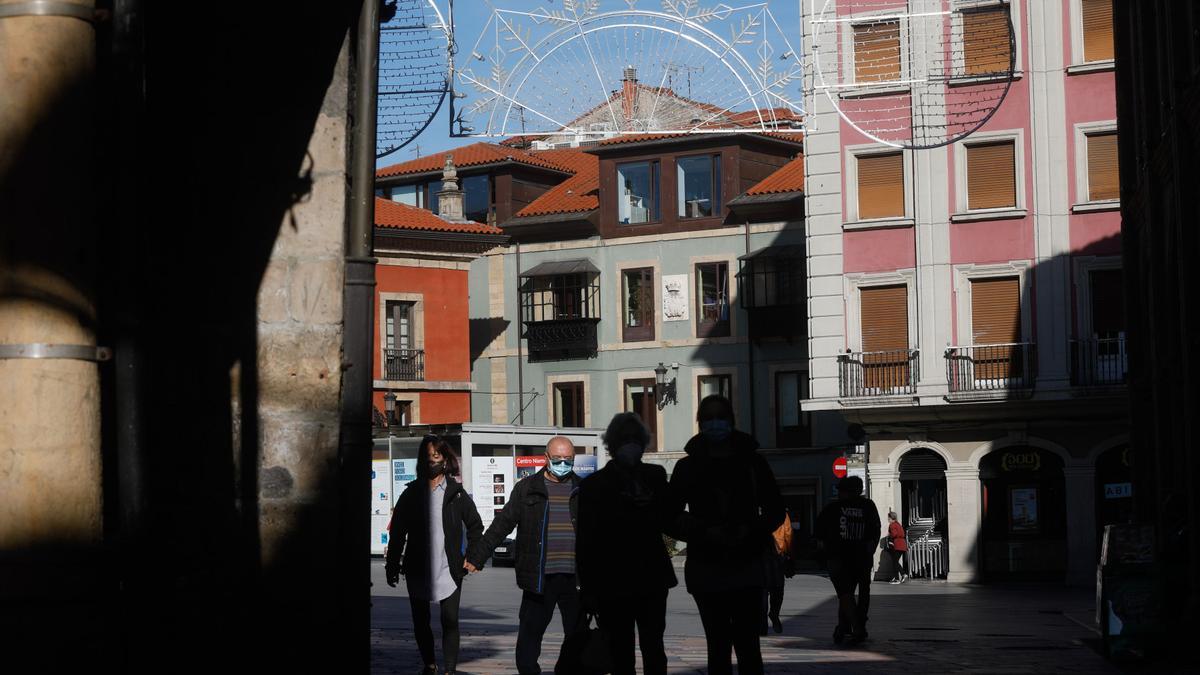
[1001,450,1042,472]
[1104,482,1133,499]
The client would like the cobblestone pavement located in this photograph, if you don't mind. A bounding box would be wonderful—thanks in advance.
[371,560,1117,674]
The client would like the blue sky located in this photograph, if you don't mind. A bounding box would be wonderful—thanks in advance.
[377,0,805,169]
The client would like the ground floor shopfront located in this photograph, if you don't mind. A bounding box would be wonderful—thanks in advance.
[860,408,1131,585]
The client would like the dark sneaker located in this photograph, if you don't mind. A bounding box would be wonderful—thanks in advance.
[771,614,783,634]
[833,624,848,645]
[848,630,869,645]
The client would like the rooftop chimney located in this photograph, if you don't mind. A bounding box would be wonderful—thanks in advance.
[622,66,638,126]
[436,154,465,221]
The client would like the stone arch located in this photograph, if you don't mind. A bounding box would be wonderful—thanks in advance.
[884,440,956,469]
[967,436,1075,471]
[1087,433,1130,464]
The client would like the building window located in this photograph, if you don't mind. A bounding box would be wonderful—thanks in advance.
[390,400,413,427]
[969,276,1022,381]
[1085,132,1119,202]
[695,262,730,338]
[391,184,421,207]
[697,374,732,406]
[624,378,658,451]
[617,160,661,224]
[553,381,585,428]
[776,371,811,448]
[961,5,1012,78]
[521,273,598,322]
[677,154,721,218]
[1081,0,1114,63]
[1089,269,1124,340]
[622,267,655,342]
[853,20,901,84]
[462,174,493,223]
[966,140,1017,210]
[860,284,910,388]
[385,301,414,351]
[857,152,905,219]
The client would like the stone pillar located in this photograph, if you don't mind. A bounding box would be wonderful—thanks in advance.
[945,464,981,583]
[436,155,465,222]
[1064,466,1098,587]
[868,464,898,572]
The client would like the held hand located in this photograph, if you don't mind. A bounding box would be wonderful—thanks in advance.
[463,561,478,574]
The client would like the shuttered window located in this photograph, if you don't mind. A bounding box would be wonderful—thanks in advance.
[966,141,1017,210]
[1082,0,1114,63]
[857,152,905,219]
[860,285,910,389]
[971,277,1021,345]
[963,7,1011,77]
[854,21,901,84]
[1086,132,1119,202]
[1089,269,1124,337]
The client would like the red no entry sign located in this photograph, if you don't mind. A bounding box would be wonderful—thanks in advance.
[832,457,848,478]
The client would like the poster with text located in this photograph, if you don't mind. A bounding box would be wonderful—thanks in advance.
[1009,487,1039,533]
[573,454,598,478]
[391,459,417,506]
[371,460,393,555]
[516,455,546,480]
[473,456,515,529]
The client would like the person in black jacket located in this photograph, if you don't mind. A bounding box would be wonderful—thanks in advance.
[577,412,677,675]
[386,436,483,675]
[667,395,785,675]
[464,436,581,675]
[815,475,881,645]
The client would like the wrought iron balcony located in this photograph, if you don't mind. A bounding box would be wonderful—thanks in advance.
[1070,336,1128,386]
[838,349,920,398]
[523,318,599,362]
[384,348,424,381]
[945,343,1036,396]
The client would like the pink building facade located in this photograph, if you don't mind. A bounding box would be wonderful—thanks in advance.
[803,0,1127,585]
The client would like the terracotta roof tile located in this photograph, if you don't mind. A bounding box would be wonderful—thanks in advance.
[514,149,599,218]
[745,155,805,196]
[374,198,504,235]
[376,142,573,178]
[595,130,803,147]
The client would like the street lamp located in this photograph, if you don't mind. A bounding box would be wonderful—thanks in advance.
[654,362,676,410]
[383,391,396,426]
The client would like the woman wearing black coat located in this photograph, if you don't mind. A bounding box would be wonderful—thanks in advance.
[576,412,677,675]
[386,436,483,675]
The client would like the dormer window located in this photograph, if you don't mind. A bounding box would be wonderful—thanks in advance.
[617,160,661,224]
[677,154,721,218]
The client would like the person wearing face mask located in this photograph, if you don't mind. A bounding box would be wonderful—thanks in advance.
[575,413,677,675]
[385,436,483,675]
[666,395,785,675]
[463,436,582,675]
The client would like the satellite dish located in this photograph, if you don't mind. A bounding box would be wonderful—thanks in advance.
[449,0,805,139]
[377,0,452,158]
[810,0,1015,149]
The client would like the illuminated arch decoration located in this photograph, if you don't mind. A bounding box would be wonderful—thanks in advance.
[449,0,805,139]
[377,0,452,158]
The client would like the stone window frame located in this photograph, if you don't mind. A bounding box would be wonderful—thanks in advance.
[951,128,1028,221]
[545,373,592,429]
[843,269,918,354]
[952,260,1033,348]
[378,292,424,382]
[1072,120,1120,211]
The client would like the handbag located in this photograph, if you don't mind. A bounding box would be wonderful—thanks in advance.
[880,535,893,551]
[555,611,612,675]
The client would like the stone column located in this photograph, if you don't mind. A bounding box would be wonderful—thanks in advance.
[1063,465,1098,586]
[868,463,898,572]
[945,464,982,583]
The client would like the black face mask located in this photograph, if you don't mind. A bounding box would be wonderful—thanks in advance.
[428,461,445,476]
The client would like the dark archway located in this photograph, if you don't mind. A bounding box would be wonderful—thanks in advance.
[898,449,949,579]
[979,447,1067,580]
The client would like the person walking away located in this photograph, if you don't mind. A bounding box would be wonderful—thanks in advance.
[576,413,677,675]
[385,436,483,675]
[762,511,793,635]
[667,395,785,675]
[815,475,881,645]
[463,436,582,675]
[886,511,909,584]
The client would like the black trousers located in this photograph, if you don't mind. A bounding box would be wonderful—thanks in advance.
[516,573,580,675]
[889,549,907,577]
[409,586,462,670]
[828,561,872,634]
[763,582,784,624]
[597,589,668,675]
[693,588,764,675]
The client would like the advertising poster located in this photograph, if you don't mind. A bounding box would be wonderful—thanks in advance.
[515,455,546,480]
[391,458,417,503]
[1009,487,1039,533]
[573,454,598,478]
[473,456,515,529]
[371,460,393,555]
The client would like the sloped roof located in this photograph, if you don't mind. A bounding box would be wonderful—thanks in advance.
[745,155,805,195]
[376,142,574,179]
[594,130,803,148]
[513,148,600,218]
[374,198,503,235]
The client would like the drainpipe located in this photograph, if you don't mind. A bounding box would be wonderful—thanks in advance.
[0,0,104,596]
[515,241,525,424]
[340,0,379,666]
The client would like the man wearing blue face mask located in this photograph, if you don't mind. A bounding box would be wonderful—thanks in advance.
[667,395,785,675]
[464,436,582,674]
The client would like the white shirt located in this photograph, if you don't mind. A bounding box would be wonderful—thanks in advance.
[425,479,458,602]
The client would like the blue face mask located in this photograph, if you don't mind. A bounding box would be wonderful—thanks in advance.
[548,458,574,477]
[700,419,732,442]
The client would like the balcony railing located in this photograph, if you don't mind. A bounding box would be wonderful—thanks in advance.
[945,343,1036,395]
[1071,336,1128,386]
[384,348,424,381]
[523,318,600,362]
[838,349,920,398]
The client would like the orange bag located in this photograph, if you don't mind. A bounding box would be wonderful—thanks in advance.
[772,512,793,556]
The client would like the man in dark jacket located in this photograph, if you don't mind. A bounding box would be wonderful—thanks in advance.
[577,412,677,675]
[464,436,581,675]
[815,475,881,645]
[667,395,785,675]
